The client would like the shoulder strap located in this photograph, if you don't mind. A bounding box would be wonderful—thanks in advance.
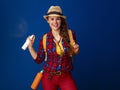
[43,34,47,61]
[43,34,47,54]
[68,30,75,46]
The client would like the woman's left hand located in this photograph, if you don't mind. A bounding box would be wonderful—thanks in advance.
[72,42,79,54]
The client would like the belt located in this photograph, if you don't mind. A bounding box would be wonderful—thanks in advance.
[50,71,62,75]
[44,70,69,80]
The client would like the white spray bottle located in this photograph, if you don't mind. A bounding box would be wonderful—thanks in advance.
[21,35,34,50]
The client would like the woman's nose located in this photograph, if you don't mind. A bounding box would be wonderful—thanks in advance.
[53,19,57,23]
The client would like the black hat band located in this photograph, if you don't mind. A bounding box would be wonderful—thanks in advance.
[47,12,63,16]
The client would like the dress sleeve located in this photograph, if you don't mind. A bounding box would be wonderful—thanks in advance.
[35,37,45,64]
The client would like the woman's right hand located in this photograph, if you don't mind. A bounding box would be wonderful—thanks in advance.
[27,35,35,48]
[27,35,37,60]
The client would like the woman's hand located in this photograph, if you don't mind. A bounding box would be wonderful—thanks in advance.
[72,42,80,54]
[27,35,35,48]
[27,35,37,60]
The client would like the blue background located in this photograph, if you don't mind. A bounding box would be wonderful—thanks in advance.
[0,0,120,90]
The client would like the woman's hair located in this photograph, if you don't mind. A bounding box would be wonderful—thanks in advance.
[60,18,73,55]
[60,18,69,43]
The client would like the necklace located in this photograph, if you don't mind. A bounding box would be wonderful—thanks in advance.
[53,36,61,43]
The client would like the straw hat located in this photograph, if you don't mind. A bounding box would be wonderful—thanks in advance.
[43,6,66,20]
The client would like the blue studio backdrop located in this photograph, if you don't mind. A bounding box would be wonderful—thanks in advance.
[0,0,120,90]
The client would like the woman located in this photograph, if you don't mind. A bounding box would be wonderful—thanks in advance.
[28,6,79,90]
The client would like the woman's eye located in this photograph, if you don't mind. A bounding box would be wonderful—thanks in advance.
[57,18,61,20]
[51,18,54,20]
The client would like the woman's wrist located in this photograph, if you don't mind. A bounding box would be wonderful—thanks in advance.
[28,45,33,50]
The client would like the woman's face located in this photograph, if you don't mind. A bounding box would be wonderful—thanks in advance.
[47,16,61,31]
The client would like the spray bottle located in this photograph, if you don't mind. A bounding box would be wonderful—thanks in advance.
[21,34,34,50]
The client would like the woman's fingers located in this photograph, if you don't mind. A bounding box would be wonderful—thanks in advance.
[27,35,35,47]
[73,43,79,49]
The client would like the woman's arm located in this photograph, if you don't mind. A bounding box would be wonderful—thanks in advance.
[27,35,37,60]
[27,35,46,64]
[28,46,37,60]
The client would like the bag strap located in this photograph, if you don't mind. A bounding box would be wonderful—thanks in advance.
[68,30,74,46]
[43,34,47,61]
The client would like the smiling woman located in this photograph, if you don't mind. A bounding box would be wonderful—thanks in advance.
[1,0,120,90]
[26,6,80,90]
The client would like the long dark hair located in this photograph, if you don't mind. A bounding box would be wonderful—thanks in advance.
[60,18,73,55]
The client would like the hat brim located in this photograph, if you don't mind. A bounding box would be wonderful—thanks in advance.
[43,14,66,20]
